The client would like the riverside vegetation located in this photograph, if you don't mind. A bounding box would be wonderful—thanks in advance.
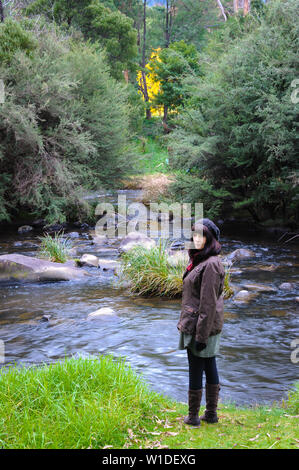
[118,239,234,299]
[34,232,234,299]
[0,355,298,449]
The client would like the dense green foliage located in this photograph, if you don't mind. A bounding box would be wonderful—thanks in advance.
[0,19,135,224]
[0,0,297,227]
[149,40,202,118]
[0,17,37,63]
[25,0,138,79]
[165,0,299,225]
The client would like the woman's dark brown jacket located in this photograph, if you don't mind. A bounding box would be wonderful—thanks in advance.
[177,255,225,345]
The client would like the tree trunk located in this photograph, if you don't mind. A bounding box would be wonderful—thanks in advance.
[163,104,169,130]
[0,1,4,22]
[243,0,250,15]
[165,0,176,47]
[141,0,151,119]
[233,0,239,13]
[165,0,170,47]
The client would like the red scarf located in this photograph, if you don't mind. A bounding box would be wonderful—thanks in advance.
[186,250,203,272]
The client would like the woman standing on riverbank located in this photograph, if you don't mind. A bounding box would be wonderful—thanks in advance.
[177,218,225,427]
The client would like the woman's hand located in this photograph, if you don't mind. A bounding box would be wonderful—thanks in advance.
[195,341,206,351]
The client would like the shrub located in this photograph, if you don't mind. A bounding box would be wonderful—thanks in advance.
[0,18,135,225]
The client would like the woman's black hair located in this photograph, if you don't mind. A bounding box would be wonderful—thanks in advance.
[188,222,222,266]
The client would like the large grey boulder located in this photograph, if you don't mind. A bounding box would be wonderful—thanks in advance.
[118,231,156,253]
[0,253,91,284]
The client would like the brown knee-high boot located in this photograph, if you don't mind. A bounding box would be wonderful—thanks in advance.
[184,389,203,426]
[200,383,221,423]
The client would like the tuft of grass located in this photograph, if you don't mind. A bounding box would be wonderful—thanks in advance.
[118,239,187,298]
[36,229,73,263]
[118,239,234,299]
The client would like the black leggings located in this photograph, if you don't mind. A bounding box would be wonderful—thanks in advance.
[187,348,219,390]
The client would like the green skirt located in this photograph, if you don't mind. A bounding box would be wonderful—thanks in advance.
[178,331,221,358]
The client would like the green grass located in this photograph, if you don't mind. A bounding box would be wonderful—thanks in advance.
[0,356,298,449]
[118,239,234,299]
[36,229,73,263]
[0,355,169,449]
[134,136,170,174]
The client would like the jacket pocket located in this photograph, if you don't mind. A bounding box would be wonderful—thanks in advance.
[177,305,199,335]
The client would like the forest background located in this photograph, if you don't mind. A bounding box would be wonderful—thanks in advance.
[0,0,298,229]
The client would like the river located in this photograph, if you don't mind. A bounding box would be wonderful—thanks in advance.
[0,189,298,406]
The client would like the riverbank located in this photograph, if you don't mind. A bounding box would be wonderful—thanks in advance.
[0,188,297,246]
[0,356,298,449]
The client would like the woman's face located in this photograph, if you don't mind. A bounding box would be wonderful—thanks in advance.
[192,231,206,249]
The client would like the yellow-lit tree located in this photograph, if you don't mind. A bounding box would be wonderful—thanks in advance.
[137,48,163,117]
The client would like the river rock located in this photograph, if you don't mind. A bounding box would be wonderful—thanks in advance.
[296,297,299,303]
[225,248,256,263]
[241,283,277,293]
[87,307,117,320]
[233,290,259,303]
[41,315,51,322]
[118,231,156,253]
[98,259,120,271]
[18,225,33,234]
[91,234,109,245]
[43,223,67,232]
[79,254,99,268]
[0,253,91,284]
[66,232,80,239]
[279,282,297,290]
[13,241,39,248]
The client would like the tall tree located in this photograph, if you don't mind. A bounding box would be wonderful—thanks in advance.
[165,0,177,47]
[139,0,151,118]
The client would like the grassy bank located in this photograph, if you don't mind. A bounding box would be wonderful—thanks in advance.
[0,356,298,449]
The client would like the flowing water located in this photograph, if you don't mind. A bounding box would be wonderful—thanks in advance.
[0,189,298,406]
